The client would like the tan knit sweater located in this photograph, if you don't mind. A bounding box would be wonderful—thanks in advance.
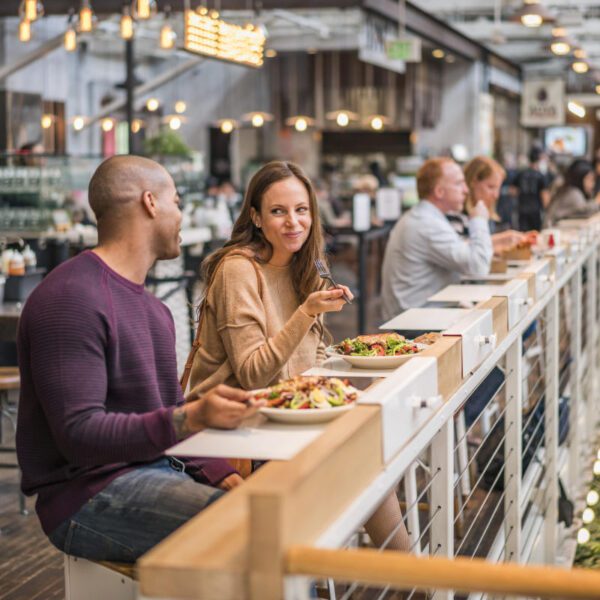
[189,254,326,394]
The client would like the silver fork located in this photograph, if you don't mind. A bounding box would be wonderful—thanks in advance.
[314,258,352,304]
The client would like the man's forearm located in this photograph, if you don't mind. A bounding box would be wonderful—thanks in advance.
[172,405,193,441]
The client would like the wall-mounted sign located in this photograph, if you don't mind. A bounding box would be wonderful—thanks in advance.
[521,79,565,127]
[386,36,421,63]
[359,13,406,74]
[184,10,265,68]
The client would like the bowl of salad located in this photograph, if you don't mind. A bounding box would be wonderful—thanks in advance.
[254,376,358,424]
[325,333,425,369]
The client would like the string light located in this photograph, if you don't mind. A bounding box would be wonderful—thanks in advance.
[370,116,384,131]
[577,528,591,544]
[160,23,175,49]
[72,116,85,131]
[174,101,187,114]
[168,116,182,130]
[586,490,599,506]
[120,6,134,40]
[79,0,93,33]
[220,119,235,134]
[18,19,31,42]
[572,61,589,74]
[583,508,595,524]
[24,0,39,22]
[550,39,570,55]
[593,460,600,475]
[146,98,160,112]
[133,0,157,20]
[64,26,77,51]
[41,114,53,129]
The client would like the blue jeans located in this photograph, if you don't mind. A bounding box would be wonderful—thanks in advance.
[48,458,223,562]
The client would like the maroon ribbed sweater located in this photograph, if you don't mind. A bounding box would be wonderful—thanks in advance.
[16,251,234,535]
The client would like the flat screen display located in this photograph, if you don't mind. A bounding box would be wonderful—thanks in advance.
[544,126,587,156]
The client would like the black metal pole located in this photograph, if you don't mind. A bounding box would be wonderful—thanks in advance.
[125,38,135,154]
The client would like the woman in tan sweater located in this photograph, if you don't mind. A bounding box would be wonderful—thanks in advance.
[189,160,410,552]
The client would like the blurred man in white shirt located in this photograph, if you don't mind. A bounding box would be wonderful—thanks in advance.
[381,158,493,320]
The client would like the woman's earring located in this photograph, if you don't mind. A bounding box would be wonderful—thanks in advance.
[255,222,261,229]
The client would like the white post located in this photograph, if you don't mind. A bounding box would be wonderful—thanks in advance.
[544,292,560,563]
[430,420,454,600]
[568,268,583,492]
[504,338,522,563]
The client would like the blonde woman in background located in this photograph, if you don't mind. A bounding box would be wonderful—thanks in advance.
[464,156,530,254]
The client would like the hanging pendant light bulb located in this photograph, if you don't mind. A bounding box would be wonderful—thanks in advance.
[550,37,570,56]
[41,114,53,129]
[146,98,160,112]
[18,19,31,43]
[24,0,39,22]
[220,119,235,134]
[252,113,264,127]
[511,0,555,28]
[572,61,589,74]
[64,26,77,52]
[72,116,86,131]
[101,118,115,132]
[133,0,157,20]
[120,6,134,40]
[174,101,187,114]
[160,23,175,49]
[131,119,144,134]
[168,116,182,130]
[79,0,94,33]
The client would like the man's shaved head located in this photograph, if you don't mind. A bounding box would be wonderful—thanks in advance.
[88,155,172,224]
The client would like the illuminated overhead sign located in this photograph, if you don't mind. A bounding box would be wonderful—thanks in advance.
[184,10,265,68]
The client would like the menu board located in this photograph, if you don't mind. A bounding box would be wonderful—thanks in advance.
[184,10,265,68]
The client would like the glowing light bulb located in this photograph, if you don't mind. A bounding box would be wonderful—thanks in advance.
[174,101,186,114]
[210,9,219,19]
[521,14,543,27]
[594,460,600,475]
[25,0,38,22]
[577,528,591,544]
[294,118,308,132]
[169,116,181,130]
[587,490,599,506]
[72,116,85,131]
[79,2,93,33]
[265,49,277,58]
[101,118,114,132]
[136,0,151,20]
[19,19,31,43]
[131,119,143,133]
[120,11,133,40]
[64,27,77,51]
[41,114,53,129]
[432,49,445,59]
[583,508,595,524]
[550,41,570,55]
[220,120,234,134]
[574,48,586,59]
[146,98,160,112]
[336,112,349,127]
[160,24,175,49]
[251,113,264,127]
[572,61,588,74]
[371,116,383,131]
[197,6,208,15]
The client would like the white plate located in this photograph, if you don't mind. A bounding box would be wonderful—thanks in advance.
[259,403,355,424]
[325,344,427,369]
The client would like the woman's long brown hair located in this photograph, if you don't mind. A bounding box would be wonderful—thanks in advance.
[201,161,327,332]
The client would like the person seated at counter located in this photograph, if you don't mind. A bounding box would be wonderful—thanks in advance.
[447,156,527,254]
[544,159,600,227]
[188,160,410,552]
[16,156,262,563]
[381,157,493,321]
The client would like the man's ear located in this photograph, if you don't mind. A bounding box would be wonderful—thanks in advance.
[141,190,156,218]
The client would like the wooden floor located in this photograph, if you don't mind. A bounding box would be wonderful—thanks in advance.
[0,418,64,600]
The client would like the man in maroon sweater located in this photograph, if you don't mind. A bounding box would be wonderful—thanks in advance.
[16,156,261,562]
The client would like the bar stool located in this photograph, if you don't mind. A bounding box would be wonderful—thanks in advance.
[0,366,27,515]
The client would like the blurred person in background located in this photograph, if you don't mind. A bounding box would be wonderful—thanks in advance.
[513,147,550,231]
[381,157,493,320]
[544,159,600,227]
[462,156,529,254]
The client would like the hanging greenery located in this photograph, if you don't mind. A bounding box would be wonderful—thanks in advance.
[574,472,600,569]
[143,129,193,158]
